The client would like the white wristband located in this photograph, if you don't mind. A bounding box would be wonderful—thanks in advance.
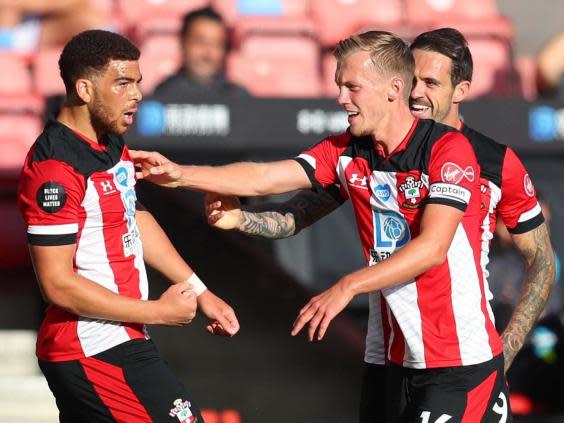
[187,273,207,296]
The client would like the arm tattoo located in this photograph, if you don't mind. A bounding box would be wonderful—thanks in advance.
[239,187,343,239]
[501,223,555,372]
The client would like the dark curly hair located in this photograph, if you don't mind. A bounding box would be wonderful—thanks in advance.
[59,30,140,95]
[410,28,473,86]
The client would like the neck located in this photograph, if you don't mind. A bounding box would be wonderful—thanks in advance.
[442,105,463,130]
[57,103,101,143]
[371,104,416,155]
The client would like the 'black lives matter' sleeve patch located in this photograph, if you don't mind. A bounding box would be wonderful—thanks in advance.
[36,181,67,213]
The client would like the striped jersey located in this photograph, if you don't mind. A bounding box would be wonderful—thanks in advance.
[363,123,544,367]
[18,120,149,362]
[296,119,502,369]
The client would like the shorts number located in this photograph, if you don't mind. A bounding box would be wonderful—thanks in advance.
[420,411,452,423]
[492,392,508,423]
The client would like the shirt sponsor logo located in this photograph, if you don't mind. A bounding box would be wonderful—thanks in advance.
[399,175,424,208]
[348,173,368,190]
[370,210,410,265]
[524,174,535,197]
[429,183,471,204]
[169,398,196,422]
[36,181,67,213]
[375,184,391,202]
[440,162,475,184]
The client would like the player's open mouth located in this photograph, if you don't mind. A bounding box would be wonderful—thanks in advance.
[347,110,359,123]
[123,109,137,125]
[409,102,431,117]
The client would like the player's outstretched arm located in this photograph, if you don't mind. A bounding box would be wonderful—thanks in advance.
[292,203,463,341]
[136,207,239,336]
[30,243,197,326]
[501,223,555,372]
[205,187,343,239]
[131,149,312,196]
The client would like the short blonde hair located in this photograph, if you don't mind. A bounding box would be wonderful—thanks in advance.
[334,31,414,101]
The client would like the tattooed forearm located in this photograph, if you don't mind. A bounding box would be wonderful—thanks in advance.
[239,210,296,238]
[239,187,343,239]
[501,223,555,372]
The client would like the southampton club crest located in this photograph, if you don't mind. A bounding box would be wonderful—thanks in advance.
[398,175,425,209]
[169,399,196,422]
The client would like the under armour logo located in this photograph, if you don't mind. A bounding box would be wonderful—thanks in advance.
[100,180,116,193]
[349,173,368,189]
[440,162,475,184]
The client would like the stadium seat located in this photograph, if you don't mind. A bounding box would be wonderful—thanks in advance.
[0,94,44,116]
[200,409,220,423]
[466,38,513,99]
[139,34,182,94]
[117,0,209,28]
[403,0,513,41]
[133,12,183,45]
[227,35,322,97]
[0,53,32,95]
[32,47,66,97]
[309,0,403,47]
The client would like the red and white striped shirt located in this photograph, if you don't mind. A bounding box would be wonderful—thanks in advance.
[18,120,148,362]
[296,119,502,369]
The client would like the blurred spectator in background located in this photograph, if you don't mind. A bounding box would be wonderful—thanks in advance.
[0,0,107,53]
[536,30,564,98]
[153,6,249,100]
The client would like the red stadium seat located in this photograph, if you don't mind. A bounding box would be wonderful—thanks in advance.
[32,47,66,97]
[309,0,403,47]
[0,94,44,116]
[404,0,513,41]
[200,410,220,423]
[117,0,209,29]
[232,16,317,47]
[133,13,183,44]
[139,34,182,94]
[0,53,32,95]
[466,38,512,99]
[220,409,242,423]
[227,35,322,97]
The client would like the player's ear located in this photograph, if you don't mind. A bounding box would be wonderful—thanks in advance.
[75,78,94,103]
[452,80,470,104]
[387,76,404,101]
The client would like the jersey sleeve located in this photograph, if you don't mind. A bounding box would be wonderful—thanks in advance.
[293,133,348,192]
[497,147,544,234]
[426,132,479,211]
[18,158,85,246]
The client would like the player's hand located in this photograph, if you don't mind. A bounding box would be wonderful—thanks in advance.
[155,280,197,326]
[129,149,184,188]
[291,280,354,341]
[205,193,242,231]
[197,290,240,337]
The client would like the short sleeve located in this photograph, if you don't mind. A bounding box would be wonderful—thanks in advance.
[497,148,544,234]
[18,158,85,246]
[427,132,479,211]
[294,133,349,191]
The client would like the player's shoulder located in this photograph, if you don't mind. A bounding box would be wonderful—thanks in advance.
[461,124,507,156]
[413,119,468,154]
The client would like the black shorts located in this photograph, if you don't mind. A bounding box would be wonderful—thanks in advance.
[359,362,389,423]
[388,354,512,423]
[39,339,203,423]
